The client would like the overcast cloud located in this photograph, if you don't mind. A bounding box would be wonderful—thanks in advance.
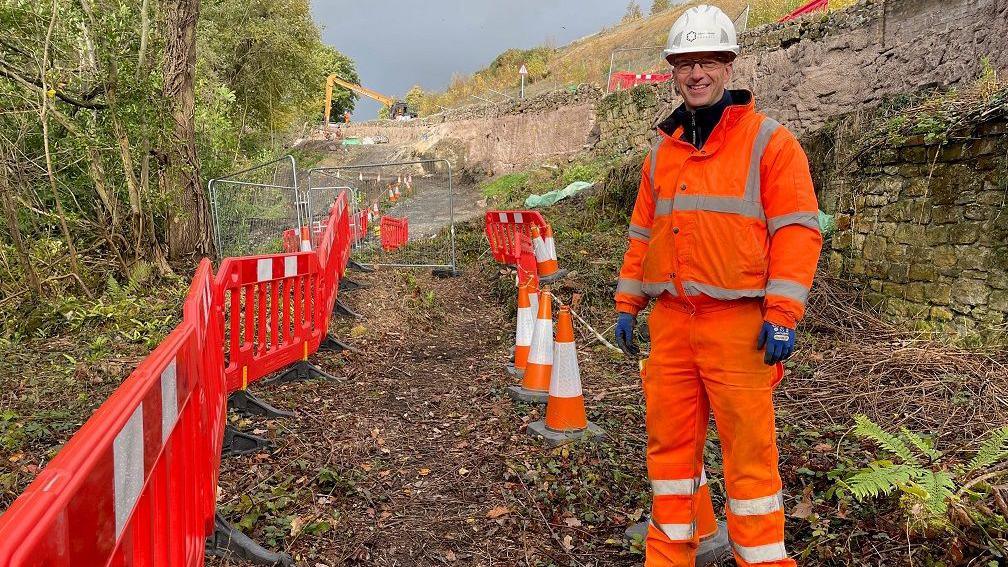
[311,1,639,118]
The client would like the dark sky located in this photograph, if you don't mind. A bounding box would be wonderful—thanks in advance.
[311,1,637,118]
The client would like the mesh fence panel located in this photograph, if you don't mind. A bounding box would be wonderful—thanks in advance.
[607,46,667,92]
[210,156,303,259]
[307,160,455,270]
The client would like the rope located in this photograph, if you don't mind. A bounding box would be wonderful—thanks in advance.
[543,289,623,354]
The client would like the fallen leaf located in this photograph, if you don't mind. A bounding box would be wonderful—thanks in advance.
[8,453,23,463]
[790,486,814,519]
[290,516,305,537]
[486,506,510,519]
[418,468,431,476]
[444,550,456,561]
[562,534,574,551]
[458,467,470,476]
[564,517,582,528]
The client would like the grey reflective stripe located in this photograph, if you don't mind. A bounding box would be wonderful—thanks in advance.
[628,224,651,241]
[655,198,673,216]
[734,541,788,564]
[683,281,765,300]
[652,478,696,496]
[767,211,821,236]
[642,281,679,298]
[616,278,646,297]
[160,360,178,444]
[653,520,694,541]
[743,117,781,203]
[729,490,784,516]
[672,194,764,219]
[113,404,145,537]
[766,278,810,304]
[648,136,663,201]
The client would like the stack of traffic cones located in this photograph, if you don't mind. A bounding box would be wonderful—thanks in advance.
[506,275,539,378]
[507,285,553,403]
[529,224,567,284]
[526,296,603,444]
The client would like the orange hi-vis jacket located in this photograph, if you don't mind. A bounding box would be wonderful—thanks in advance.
[616,90,822,328]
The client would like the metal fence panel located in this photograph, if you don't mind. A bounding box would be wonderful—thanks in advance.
[307,159,455,272]
[209,155,304,259]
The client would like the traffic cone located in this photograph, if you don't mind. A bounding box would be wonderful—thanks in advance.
[358,172,363,181]
[527,303,603,444]
[299,226,312,252]
[529,224,567,284]
[394,186,401,200]
[389,187,397,203]
[506,276,538,378]
[508,285,552,403]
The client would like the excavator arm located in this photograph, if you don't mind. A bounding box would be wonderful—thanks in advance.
[325,74,397,124]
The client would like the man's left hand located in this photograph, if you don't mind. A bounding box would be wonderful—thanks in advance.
[757,321,795,365]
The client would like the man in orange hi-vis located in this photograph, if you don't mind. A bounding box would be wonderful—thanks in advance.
[613,5,822,567]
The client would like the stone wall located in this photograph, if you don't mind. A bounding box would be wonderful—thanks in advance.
[338,86,603,175]
[595,0,1008,156]
[816,106,1008,333]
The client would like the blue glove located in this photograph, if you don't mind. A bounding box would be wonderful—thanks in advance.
[757,321,796,365]
[615,313,639,356]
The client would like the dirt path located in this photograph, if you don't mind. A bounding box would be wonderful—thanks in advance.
[209,267,670,566]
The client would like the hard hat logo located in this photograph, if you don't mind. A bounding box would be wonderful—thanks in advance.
[664,4,740,58]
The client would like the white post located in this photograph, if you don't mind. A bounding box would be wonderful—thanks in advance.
[519,64,528,100]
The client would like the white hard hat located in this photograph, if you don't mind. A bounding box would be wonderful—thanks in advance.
[663,4,740,59]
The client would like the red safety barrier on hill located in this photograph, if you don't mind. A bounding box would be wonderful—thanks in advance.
[380,216,409,252]
[282,228,299,254]
[779,0,827,21]
[0,260,220,565]
[608,71,672,91]
[0,191,353,567]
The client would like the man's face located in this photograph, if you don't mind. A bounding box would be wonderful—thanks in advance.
[669,51,734,109]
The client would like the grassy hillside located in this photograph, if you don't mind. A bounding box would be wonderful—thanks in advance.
[413,0,859,115]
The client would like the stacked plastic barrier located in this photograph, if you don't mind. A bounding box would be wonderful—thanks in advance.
[380,216,409,252]
[779,0,827,21]
[0,192,352,566]
[485,210,563,284]
[607,71,672,91]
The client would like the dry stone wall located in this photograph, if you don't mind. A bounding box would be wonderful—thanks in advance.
[815,108,1008,334]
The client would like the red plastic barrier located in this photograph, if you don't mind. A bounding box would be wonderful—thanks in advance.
[380,216,409,252]
[779,0,828,21]
[282,228,299,253]
[608,71,672,92]
[484,210,550,265]
[0,192,353,566]
[0,260,220,565]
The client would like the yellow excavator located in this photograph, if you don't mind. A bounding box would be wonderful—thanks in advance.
[324,75,417,123]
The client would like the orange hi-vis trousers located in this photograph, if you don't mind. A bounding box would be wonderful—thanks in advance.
[643,295,794,567]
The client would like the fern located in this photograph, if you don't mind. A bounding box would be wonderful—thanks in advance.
[967,426,1008,474]
[900,426,940,461]
[845,462,920,501]
[853,414,918,465]
[917,470,955,517]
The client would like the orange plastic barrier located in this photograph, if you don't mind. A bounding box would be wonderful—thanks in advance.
[380,216,409,252]
[0,192,352,566]
[484,210,550,266]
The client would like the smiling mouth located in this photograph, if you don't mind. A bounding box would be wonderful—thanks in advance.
[688,84,710,93]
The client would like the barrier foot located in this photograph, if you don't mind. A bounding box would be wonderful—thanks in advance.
[432,266,460,278]
[333,298,363,320]
[339,277,368,292]
[539,268,569,285]
[267,360,338,384]
[319,334,361,354]
[228,390,294,419]
[207,512,294,566]
[222,425,270,457]
[348,259,374,272]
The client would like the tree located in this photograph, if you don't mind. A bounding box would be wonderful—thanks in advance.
[650,0,670,15]
[404,85,425,116]
[622,1,643,22]
[161,0,210,260]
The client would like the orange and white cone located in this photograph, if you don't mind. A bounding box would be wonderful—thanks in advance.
[299,226,312,252]
[529,224,567,284]
[528,304,602,443]
[508,285,552,403]
[507,276,538,378]
[394,186,401,200]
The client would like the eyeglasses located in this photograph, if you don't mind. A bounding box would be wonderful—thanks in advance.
[671,59,726,75]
